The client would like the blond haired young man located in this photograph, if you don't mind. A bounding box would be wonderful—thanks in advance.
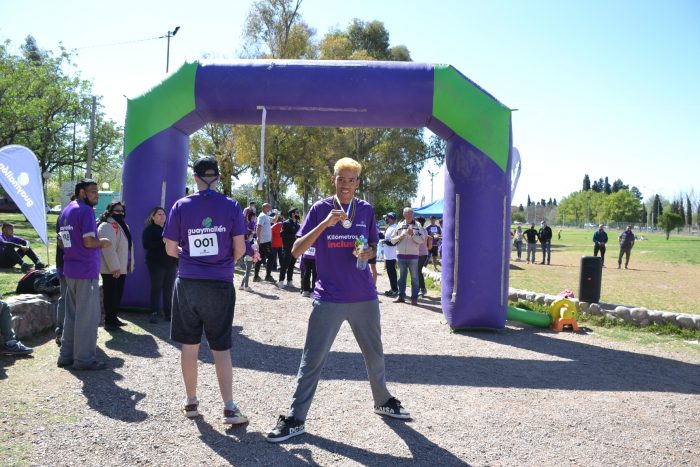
[266,157,410,443]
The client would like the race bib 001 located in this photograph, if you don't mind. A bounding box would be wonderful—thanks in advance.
[59,230,72,248]
[188,233,219,257]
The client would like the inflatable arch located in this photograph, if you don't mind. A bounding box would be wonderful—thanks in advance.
[121,60,513,329]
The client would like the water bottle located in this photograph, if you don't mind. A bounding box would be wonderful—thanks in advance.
[355,235,368,270]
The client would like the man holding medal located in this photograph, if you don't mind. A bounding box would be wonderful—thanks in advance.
[266,157,410,443]
[164,156,248,425]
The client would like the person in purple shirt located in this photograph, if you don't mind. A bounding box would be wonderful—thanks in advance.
[0,223,46,272]
[164,156,248,426]
[56,179,112,371]
[266,157,410,443]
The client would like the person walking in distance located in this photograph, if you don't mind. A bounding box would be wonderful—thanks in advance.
[254,203,275,282]
[266,157,409,443]
[164,156,248,425]
[278,208,301,288]
[538,220,553,265]
[618,225,636,269]
[592,224,608,267]
[523,223,538,264]
[382,213,399,296]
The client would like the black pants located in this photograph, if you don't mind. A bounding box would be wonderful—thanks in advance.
[593,243,606,265]
[385,259,398,292]
[101,273,126,325]
[146,261,177,317]
[0,246,40,268]
[279,245,296,282]
[618,245,632,267]
[418,255,428,291]
[271,247,283,271]
[301,258,317,292]
[254,242,274,278]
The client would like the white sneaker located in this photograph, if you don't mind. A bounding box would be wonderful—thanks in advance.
[301,291,311,298]
[244,286,253,292]
[238,284,244,290]
[286,280,293,287]
[277,281,285,289]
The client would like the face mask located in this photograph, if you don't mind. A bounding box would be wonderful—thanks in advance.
[112,214,125,222]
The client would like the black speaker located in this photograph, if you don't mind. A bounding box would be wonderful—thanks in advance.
[579,256,603,303]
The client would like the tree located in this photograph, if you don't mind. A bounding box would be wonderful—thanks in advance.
[600,189,643,224]
[518,204,524,212]
[652,194,663,226]
[0,37,122,187]
[679,198,686,226]
[582,174,590,191]
[242,0,316,59]
[527,195,531,206]
[603,176,611,195]
[687,194,693,231]
[630,186,643,200]
[591,180,602,192]
[611,178,628,193]
[658,212,684,240]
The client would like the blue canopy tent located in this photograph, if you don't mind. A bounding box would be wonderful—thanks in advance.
[413,199,444,218]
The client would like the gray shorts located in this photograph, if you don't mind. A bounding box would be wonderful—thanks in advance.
[171,278,235,351]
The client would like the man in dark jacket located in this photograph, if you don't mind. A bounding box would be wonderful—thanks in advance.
[523,223,538,264]
[618,225,636,269]
[278,208,301,288]
[538,221,553,265]
[592,224,608,266]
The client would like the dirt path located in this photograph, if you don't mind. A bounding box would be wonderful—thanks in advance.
[2,271,699,466]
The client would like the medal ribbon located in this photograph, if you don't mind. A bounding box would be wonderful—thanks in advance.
[334,195,355,225]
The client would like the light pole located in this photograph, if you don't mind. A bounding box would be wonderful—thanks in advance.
[427,169,438,203]
[163,26,180,73]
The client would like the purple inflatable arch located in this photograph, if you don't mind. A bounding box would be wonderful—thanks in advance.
[122,60,513,329]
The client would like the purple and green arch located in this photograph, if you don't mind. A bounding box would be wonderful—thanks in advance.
[121,60,513,329]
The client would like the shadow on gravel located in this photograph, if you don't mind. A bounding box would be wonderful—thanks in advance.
[69,352,148,423]
[103,329,162,359]
[123,314,700,395]
[191,416,469,466]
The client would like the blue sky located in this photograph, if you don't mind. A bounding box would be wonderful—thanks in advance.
[1,0,698,207]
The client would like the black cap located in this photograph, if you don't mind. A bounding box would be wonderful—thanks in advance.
[193,156,219,177]
[385,212,397,219]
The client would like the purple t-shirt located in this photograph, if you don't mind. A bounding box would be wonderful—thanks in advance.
[164,192,245,282]
[299,197,378,303]
[58,200,100,279]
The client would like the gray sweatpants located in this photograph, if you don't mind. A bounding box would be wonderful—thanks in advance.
[58,278,101,366]
[288,299,392,421]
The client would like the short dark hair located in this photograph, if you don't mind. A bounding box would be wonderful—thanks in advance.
[193,156,219,177]
[74,178,97,197]
[288,208,299,217]
[1,223,14,230]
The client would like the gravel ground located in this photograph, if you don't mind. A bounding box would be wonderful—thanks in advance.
[2,271,700,466]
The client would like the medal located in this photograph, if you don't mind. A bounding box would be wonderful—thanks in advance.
[334,195,355,229]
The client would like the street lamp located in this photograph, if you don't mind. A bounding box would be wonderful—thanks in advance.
[162,26,180,73]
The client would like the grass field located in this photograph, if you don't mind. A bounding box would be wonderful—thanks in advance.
[0,214,698,314]
[509,227,700,314]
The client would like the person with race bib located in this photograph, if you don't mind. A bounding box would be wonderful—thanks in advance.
[300,243,316,298]
[57,179,112,370]
[266,157,410,443]
[164,156,248,425]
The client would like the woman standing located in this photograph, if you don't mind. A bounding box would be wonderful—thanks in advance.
[513,225,524,261]
[98,201,135,331]
[142,207,177,323]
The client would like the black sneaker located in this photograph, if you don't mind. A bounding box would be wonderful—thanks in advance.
[182,398,199,418]
[149,313,158,324]
[253,276,262,283]
[35,261,47,269]
[264,276,276,283]
[20,263,32,273]
[374,397,411,419]
[384,290,398,297]
[266,415,305,443]
[1,340,33,356]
